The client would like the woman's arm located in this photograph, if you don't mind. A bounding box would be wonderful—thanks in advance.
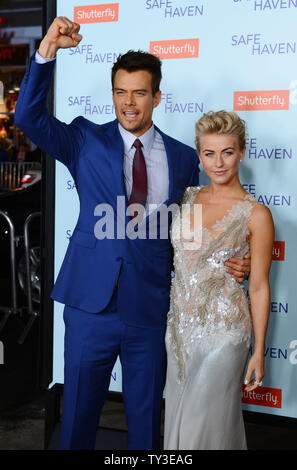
[244,203,274,392]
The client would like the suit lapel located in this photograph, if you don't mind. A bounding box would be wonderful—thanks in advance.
[102,120,132,236]
[103,119,127,201]
[155,126,180,205]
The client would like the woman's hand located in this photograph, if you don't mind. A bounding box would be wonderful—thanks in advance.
[244,352,265,392]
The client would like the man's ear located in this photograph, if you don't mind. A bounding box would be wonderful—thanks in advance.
[153,90,162,109]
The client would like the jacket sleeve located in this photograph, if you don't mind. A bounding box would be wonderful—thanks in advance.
[187,149,200,186]
[15,54,85,174]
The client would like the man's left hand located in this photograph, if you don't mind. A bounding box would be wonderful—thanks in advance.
[224,252,251,283]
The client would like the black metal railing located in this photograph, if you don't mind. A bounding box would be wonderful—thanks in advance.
[0,162,40,191]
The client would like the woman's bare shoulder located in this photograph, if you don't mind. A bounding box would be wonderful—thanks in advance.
[248,200,274,232]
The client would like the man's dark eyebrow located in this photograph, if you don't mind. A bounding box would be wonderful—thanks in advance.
[113,87,148,92]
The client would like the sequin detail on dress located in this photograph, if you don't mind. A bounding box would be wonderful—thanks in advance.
[167,186,256,383]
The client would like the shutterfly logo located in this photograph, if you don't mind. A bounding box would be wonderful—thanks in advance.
[233,90,289,111]
[272,241,285,261]
[242,386,282,408]
[150,38,199,59]
[74,3,119,24]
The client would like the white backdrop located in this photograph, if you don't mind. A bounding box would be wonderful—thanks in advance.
[52,0,297,419]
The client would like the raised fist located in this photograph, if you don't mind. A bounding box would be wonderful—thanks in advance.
[39,16,83,58]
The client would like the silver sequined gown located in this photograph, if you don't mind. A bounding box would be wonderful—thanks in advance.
[164,186,256,450]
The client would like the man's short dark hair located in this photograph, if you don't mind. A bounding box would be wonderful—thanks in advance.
[111,50,162,95]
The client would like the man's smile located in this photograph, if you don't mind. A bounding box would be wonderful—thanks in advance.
[123,110,139,120]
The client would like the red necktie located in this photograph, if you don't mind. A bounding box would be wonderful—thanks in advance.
[129,139,148,213]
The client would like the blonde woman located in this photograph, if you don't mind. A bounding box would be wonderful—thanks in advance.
[164,111,274,450]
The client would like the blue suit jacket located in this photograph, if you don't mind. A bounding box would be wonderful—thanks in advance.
[15,57,199,328]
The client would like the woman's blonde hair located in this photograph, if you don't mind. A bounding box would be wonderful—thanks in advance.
[195,110,247,153]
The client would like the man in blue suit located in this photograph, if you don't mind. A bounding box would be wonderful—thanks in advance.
[15,17,250,450]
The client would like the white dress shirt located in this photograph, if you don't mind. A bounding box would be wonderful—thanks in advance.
[118,123,169,214]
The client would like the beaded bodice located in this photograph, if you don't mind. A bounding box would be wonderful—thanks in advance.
[167,186,257,382]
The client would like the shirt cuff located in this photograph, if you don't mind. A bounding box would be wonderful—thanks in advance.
[35,51,56,64]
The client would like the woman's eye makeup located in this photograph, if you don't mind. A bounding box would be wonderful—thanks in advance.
[202,147,236,157]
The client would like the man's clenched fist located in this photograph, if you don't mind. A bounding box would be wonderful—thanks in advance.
[39,16,83,59]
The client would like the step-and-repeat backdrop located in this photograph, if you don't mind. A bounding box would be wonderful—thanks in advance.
[52,0,297,419]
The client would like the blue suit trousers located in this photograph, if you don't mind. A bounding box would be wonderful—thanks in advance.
[59,292,167,450]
